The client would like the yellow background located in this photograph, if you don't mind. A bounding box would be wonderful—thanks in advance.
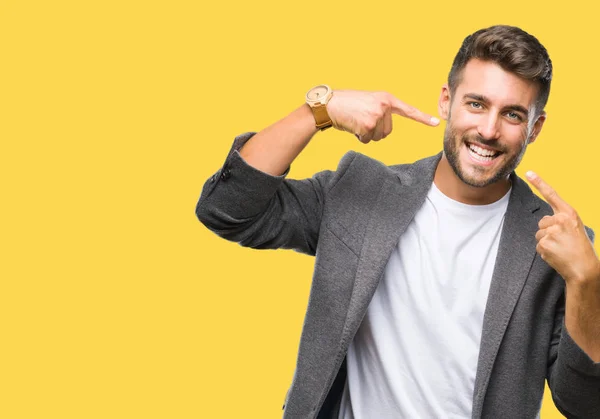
[2,1,598,418]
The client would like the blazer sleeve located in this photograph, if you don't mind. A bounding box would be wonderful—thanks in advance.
[195,131,356,256]
[546,226,600,418]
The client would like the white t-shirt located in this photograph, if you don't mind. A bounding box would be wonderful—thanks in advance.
[338,181,511,419]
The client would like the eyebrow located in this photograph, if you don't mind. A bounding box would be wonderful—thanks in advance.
[463,93,529,118]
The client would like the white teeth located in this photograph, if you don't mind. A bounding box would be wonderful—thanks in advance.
[468,143,497,157]
[467,145,494,162]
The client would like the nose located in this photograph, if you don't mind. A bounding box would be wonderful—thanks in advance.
[476,113,500,140]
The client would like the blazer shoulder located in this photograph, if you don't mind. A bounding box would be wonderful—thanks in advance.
[331,150,392,183]
[337,150,422,177]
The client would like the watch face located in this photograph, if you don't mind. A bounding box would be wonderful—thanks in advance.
[307,85,330,102]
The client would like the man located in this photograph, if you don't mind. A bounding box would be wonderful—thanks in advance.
[196,25,600,418]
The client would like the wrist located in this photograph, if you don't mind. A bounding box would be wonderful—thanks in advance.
[299,103,320,135]
[305,84,334,131]
[565,257,600,288]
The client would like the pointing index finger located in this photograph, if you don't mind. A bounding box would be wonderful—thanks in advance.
[388,95,440,127]
[525,171,570,213]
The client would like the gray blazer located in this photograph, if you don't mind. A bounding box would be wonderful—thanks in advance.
[196,132,600,418]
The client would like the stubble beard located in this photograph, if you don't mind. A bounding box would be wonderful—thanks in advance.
[443,119,528,188]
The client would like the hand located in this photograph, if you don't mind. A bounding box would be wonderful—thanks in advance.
[526,171,600,285]
[325,90,440,144]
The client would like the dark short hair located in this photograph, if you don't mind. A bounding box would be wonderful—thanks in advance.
[448,25,552,118]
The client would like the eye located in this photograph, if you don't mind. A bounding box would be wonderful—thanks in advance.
[506,111,523,121]
[469,102,482,109]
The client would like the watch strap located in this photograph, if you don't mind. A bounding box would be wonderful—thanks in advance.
[312,103,333,130]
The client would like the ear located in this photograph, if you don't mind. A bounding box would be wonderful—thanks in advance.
[527,111,547,144]
[438,84,451,120]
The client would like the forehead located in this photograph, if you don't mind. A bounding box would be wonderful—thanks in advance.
[455,58,539,109]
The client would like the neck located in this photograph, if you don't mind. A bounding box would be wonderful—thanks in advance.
[433,154,511,205]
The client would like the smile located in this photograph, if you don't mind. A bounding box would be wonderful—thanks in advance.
[465,142,501,164]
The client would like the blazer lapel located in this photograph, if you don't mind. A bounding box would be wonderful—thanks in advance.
[341,153,442,345]
[471,173,541,418]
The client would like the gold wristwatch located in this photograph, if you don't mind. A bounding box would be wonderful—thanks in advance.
[306,84,333,130]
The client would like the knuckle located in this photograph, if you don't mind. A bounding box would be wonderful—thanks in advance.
[536,243,547,259]
[363,120,376,131]
[379,99,391,113]
[375,91,391,102]
[370,104,385,119]
[373,110,385,120]
[570,218,580,229]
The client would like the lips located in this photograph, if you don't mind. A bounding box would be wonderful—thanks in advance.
[466,141,501,157]
[465,141,502,165]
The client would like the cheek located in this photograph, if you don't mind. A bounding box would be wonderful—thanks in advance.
[502,125,529,149]
[448,112,477,132]
[450,110,480,133]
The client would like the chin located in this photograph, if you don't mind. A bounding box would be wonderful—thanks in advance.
[456,170,503,188]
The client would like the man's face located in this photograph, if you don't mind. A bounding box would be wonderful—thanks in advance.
[439,59,545,187]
